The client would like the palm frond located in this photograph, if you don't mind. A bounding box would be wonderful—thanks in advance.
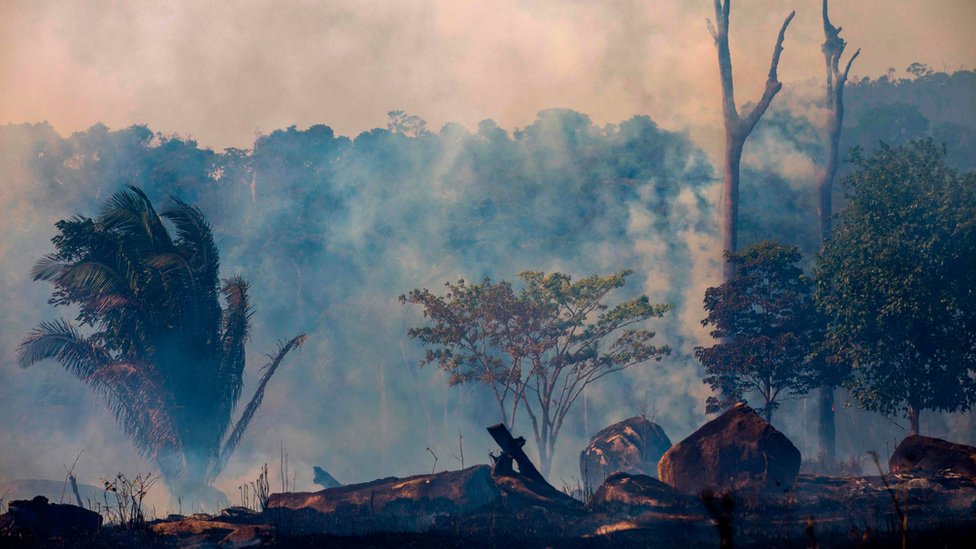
[90,294,137,315]
[146,252,194,276]
[57,261,128,297]
[17,319,111,378]
[213,333,306,480]
[85,362,183,478]
[98,186,174,252]
[31,254,68,282]
[202,276,254,463]
[161,198,220,282]
[161,198,223,351]
[218,276,253,401]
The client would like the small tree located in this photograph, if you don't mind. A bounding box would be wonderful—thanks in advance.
[816,140,976,435]
[401,270,671,476]
[696,242,821,423]
[17,186,305,506]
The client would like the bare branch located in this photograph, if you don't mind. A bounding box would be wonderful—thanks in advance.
[740,10,795,134]
[842,48,861,82]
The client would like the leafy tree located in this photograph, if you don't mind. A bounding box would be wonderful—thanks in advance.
[17,186,305,504]
[696,241,821,423]
[401,270,671,476]
[387,110,430,137]
[816,140,976,435]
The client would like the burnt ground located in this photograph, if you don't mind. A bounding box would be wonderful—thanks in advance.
[2,473,975,548]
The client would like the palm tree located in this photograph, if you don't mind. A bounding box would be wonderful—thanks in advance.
[17,186,305,506]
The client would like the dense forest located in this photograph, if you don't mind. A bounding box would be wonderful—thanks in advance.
[1,67,975,497]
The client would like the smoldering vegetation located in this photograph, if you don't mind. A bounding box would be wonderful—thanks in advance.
[1,67,975,509]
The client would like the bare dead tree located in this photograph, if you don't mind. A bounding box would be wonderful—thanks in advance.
[816,0,859,462]
[707,0,795,282]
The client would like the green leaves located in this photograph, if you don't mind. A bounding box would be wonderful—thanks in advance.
[816,139,976,419]
[21,186,304,492]
[696,241,822,422]
[402,269,671,475]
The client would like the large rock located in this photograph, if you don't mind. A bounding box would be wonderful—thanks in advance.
[586,472,680,512]
[580,417,671,493]
[657,404,801,494]
[0,495,102,539]
[889,435,976,479]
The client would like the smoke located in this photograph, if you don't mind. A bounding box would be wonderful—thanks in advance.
[0,112,723,508]
[2,2,976,514]
[3,1,975,151]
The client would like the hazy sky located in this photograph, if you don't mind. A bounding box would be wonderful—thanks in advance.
[2,0,975,149]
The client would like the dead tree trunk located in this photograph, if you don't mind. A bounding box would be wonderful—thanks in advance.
[816,0,859,462]
[487,423,546,483]
[708,0,795,282]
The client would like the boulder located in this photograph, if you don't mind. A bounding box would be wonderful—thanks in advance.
[889,435,976,479]
[0,495,102,539]
[657,404,801,494]
[586,472,679,511]
[580,416,671,492]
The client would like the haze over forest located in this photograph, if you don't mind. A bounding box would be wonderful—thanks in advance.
[2,0,975,510]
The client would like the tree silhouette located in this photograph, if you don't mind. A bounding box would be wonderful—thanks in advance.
[816,141,976,435]
[402,270,671,477]
[18,186,305,505]
[696,242,821,424]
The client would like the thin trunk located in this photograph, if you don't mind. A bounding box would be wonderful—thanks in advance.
[721,139,743,282]
[817,386,836,458]
[539,441,551,478]
[908,404,920,436]
[816,0,859,462]
[709,0,795,283]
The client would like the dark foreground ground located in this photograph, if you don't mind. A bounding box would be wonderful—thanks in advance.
[2,473,975,548]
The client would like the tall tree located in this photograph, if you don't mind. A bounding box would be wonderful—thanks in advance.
[696,242,821,423]
[816,0,860,463]
[707,0,795,282]
[17,186,306,506]
[816,140,976,436]
[401,270,671,476]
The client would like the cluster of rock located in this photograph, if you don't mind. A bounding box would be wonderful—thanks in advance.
[5,407,976,545]
[583,404,801,500]
[579,415,671,493]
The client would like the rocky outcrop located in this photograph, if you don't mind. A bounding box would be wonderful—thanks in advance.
[580,417,671,492]
[657,404,801,494]
[889,435,976,479]
[586,472,680,512]
[0,496,102,539]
